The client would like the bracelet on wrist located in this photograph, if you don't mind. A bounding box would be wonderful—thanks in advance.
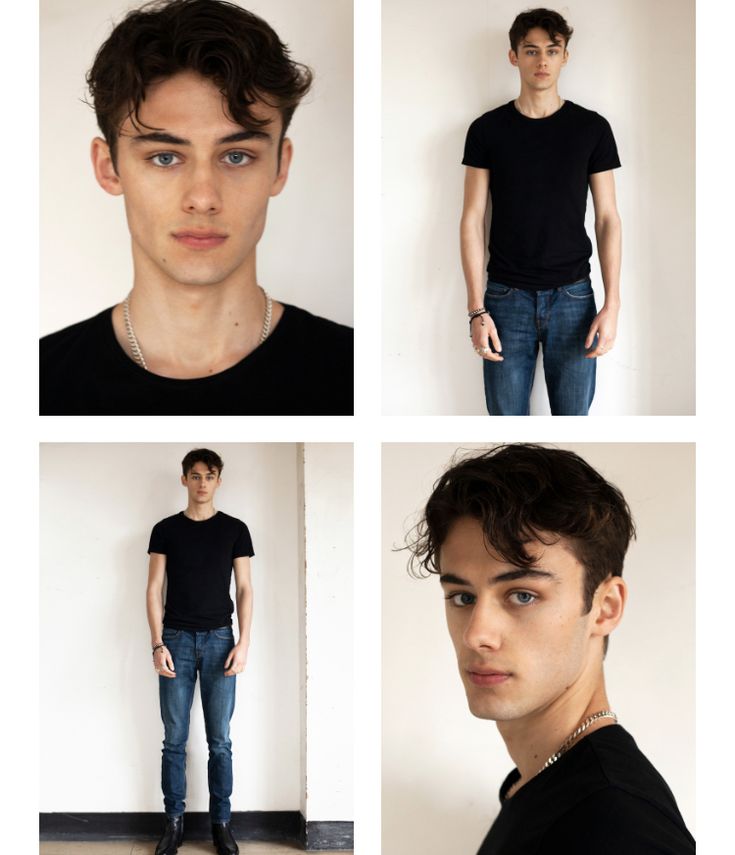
[467,307,486,318]
[152,642,166,656]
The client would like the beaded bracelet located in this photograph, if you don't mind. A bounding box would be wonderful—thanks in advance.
[468,307,487,319]
[152,642,166,656]
[469,311,488,325]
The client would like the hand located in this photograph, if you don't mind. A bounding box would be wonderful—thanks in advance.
[470,312,503,361]
[224,643,248,676]
[153,645,176,678]
[585,304,619,358]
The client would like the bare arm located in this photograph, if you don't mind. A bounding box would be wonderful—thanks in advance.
[147,552,175,677]
[224,556,253,676]
[460,167,503,361]
[585,170,622,357]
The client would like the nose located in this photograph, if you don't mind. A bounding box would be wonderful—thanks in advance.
[182,163,223,215]
[463,602,503,652]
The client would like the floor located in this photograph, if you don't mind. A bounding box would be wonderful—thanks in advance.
[40,843,352,855]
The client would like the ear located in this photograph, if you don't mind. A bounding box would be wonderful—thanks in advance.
[181,474,187,487]
[562,48,569,66]
[590,576,627,641]
[508,49,519,67]
[271,137,293,198]
[91,137,123,196]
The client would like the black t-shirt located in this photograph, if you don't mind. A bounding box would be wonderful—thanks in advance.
[148,511,254,631]
[477,725,694,854]
[462,100,621,289]
[40,303,353,415]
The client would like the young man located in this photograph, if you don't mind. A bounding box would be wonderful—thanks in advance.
[407,444,694,853]
[40,0,353,415]
[147,448,254,855]
[460,9,621,415]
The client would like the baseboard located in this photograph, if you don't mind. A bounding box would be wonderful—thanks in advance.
[39,812,353,850]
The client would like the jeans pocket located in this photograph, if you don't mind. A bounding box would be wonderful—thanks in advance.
[485,281,513,298]
[214,628,234,641]
[561,280,593,299]
[162,628,180,640]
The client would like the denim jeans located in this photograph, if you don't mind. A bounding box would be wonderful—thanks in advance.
[159,626,237,822]
[482,279,597,415]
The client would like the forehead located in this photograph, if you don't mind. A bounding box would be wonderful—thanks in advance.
[187,462,218,476]
[440,516,580,581]
[119,70,282,141]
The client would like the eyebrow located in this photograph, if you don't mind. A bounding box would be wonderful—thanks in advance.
[439,569,558,586]
[521,41,562,48]
[129,129,273,146]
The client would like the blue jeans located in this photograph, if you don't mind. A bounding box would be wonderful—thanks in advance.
[482,279,597,415]
[159,626,237,822]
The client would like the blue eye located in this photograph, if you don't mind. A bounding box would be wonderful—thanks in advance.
[510,591,537,607]
[224,151,251,166]
[150,152,179,167]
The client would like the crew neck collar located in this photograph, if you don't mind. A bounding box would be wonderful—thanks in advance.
[509,98,571,121]
[181,510,219,523]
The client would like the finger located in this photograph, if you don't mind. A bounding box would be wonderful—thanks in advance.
[487,321,502,353]
[483,351,504,362]
[166,653,175,672]
[585,322,599,349]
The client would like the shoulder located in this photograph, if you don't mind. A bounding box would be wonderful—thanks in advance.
[279,304,353,353]
[565,101,615,131]
[40,307,114,360]
[542,728,693,852]
[543,786,694,853]
[151,513,181,531]
[216,511,247,528]
[467,103,513,131]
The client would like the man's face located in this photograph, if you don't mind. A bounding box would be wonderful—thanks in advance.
[439,516,601,723]
[509,27,568,92]
[181,461,221,504]
[93,70,292,289]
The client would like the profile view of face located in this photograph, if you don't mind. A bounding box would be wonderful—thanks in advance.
[439,516,603,723]
[92,70,293,290]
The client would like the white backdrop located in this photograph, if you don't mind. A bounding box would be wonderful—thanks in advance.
[382,0,695,415]
[40,0,353,335]
[40,442,353,820]
[382,443,695,855]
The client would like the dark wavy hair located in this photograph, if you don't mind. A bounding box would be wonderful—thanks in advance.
[406,445,635,633]
[509,7,574,53]
[86,0,313,166]
[181,447,224,476]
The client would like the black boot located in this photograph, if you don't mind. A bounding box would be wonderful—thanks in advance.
[212,821,239,855]
[155,815,184,855]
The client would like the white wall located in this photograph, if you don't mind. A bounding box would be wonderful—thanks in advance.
[382,443,695,855]
[382,0,695,415]
[40,0,353,334]
[40,442,353,820]
[302,443,354,821]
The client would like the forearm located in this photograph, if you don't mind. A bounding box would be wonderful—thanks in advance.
[234,586,253,648]
[146,587,165,646]
[460,216,486,311]
[594,215,622,308]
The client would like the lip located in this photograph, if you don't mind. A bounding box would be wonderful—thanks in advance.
[534,72,550,77]
[467,669,512,687]
[173,230,228,250]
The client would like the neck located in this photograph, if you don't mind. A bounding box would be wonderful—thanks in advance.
[515,84,563,118]
[497,671,613,791]
[184,502,216,521]
[111,257,283,378]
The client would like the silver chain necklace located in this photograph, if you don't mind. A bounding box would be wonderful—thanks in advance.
[505,710,617,800]
[122,287,273,372]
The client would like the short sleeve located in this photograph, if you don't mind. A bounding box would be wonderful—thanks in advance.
[462,117,492,169]
[148,522,167,555]
[233,522,254,559]
[588,117,621,174]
